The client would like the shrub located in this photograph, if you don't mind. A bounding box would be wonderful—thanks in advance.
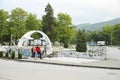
[18,53,22,59]
[76,30,87,52]
[0,51,3,58]
[64,42,69,48]
[11,51,15,59]
[5,52,9,58]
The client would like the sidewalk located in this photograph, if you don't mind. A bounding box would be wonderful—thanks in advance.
[17,57,120,70]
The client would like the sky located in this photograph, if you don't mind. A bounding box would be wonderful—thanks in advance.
[0,0,120,25]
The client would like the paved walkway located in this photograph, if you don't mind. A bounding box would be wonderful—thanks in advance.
[17,57,120,70]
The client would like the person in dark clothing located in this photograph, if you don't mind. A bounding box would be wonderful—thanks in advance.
[36,45,42,59]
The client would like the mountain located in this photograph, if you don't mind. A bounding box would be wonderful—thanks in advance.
[76,18,120,31]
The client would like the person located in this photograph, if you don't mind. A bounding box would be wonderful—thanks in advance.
[8,48,12,55]
[42,44,47,58]
[36,45,42,59]
[31,46,36,58]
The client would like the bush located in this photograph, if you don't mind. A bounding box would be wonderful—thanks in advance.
[18,53,22,59]
[64,42,69,48]
[11,51,15,59]
[0,51,3,58]
[5,52,9,58]
[76,43,87,52]
[76,30,87,52]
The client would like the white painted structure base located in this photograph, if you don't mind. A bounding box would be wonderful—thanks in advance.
[58,50,106,60]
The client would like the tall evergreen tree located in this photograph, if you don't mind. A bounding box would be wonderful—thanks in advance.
[76,30,87,52]
[42,3,56,43]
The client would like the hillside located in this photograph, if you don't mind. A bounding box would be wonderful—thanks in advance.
[76,18,120,31]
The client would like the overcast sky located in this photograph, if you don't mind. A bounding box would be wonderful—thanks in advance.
[0,0,120,25]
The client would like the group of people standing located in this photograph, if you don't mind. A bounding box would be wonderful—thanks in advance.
[31,45,42,59]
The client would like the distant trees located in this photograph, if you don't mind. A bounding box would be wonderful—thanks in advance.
[112,24,120,45]
[81,24,120,45]
[100,25,113,45]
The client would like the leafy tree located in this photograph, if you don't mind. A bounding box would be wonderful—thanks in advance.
[57,13,76,47]
[9,8,27,44]
[26,13,42,31]
[42,3,57,44]
[0,9,9,44]
[90,31,99,42]
[90,31,107,45]
[89,25,113,45]
[76,30,87,52]
[101,25,113,45]
[57,13,72,26]
[31,32,42,39]
[82,30,91,42]
[112,24,120,45]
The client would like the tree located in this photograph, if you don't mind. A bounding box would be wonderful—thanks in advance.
[90,31,107,45]
[42,3,57,44]
[0,9,9,44]
[90,31,99,42]
[26,13,42,31]
[112,24,120,45]
[57,13,76,47]
[101,25,113,45]
[31,32,42,39]
[9,8,27,44]
[76,30,87,52]
[57,13,72,26]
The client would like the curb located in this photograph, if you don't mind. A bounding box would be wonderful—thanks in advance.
[17,59,120,70]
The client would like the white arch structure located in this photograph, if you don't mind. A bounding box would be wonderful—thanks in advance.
[18,30,52,49]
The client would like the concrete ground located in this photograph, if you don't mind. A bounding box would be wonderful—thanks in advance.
[0,59,120,80]
[106,46,120,60]
[18,57,120,69]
